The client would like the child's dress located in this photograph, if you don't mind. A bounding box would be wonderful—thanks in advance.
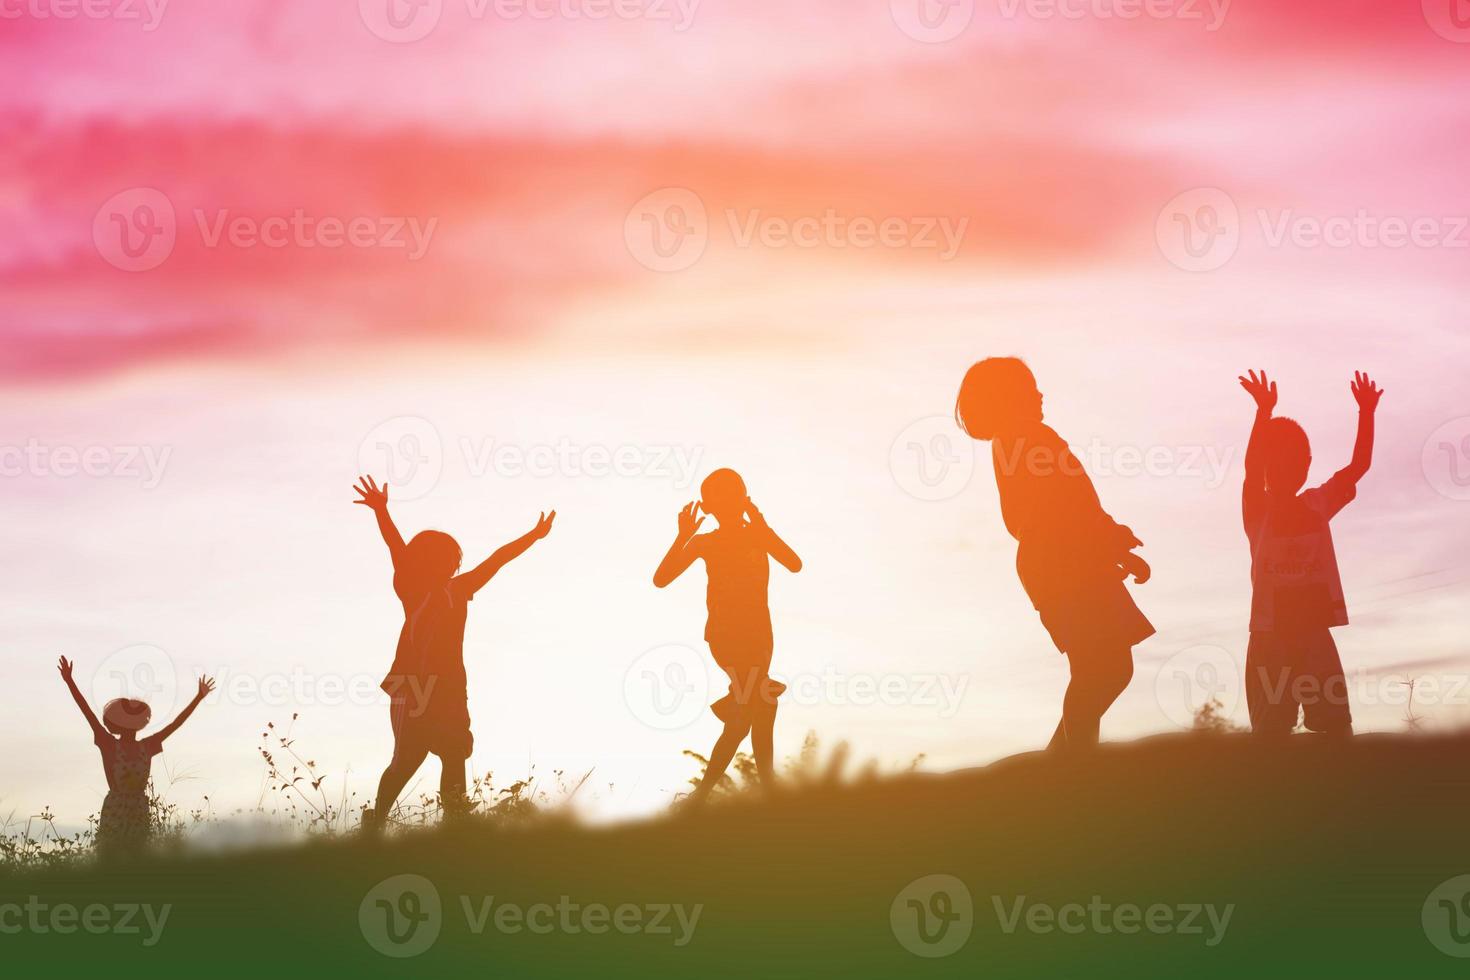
[992,421,1154,655]
[94,733,161,856]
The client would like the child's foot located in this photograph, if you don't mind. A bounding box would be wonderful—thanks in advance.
[360,807,383,838]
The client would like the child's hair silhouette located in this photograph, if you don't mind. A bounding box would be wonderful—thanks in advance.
[397,530,463,596]
[1261,417,1311,495]
[700,468,747,520]
[954,356,1043,440]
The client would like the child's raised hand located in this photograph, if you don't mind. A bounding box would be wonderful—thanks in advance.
[1238,369,1278,414]
[530,510,556,540]
[57,655,74,682]
[677,502,704,540]
[352,475,390,511]
[1351,371,1383,412]
[745,497,769,530]
[197,676,216,700]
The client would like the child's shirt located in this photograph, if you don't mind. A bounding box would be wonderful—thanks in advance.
[381,580,473,705]
[1244,471,1355,633]
[94,732,161,795]
[697,524,772,651]
[992,422,1141,611]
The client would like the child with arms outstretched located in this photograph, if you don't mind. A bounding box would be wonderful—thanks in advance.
[1239,370,1382,736]
[58,656,214,860]
[654,468,802,805]
[353,475,554,831]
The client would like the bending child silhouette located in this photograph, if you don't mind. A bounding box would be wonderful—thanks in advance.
[353,475,554,831]
[955,358,1153,750]
[57,656,214,860]
[1239,370,1381,736]
[653,469,802,804]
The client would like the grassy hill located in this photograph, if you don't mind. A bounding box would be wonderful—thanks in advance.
[5,732,1470,978]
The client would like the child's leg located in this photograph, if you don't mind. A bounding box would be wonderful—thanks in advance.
[1246,632,1301,736]
[439,756,469,814]
[692,716,753,800]
[750,701,777,787]
[375,744,429,814]
[1057,643,1134,749]
[1298,631,1353,736]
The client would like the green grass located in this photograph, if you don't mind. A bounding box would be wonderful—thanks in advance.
[4,732,1470,978]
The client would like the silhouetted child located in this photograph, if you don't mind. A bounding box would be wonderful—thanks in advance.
[1238,370,1382,736]
[57,656,214,860]
[955,357,1154,750]
[353,475,554,831]
[653,468,802,803]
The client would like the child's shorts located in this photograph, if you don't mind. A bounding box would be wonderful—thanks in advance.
[391,695,474,761]
[1245,630,1352,735]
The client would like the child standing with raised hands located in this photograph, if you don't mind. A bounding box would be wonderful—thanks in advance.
[654,468,802,804]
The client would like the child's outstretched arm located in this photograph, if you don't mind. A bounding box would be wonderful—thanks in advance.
[57,656,106,741]
[353,475,406,569]
[455,511,556,597]
[746,499,802,573]
[1238,369,1277,531]
[152,676,215,744]
[653,503,705,587]
[1340,371,1383,484]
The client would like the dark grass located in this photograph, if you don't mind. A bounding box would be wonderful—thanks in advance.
[5,732,1470,978]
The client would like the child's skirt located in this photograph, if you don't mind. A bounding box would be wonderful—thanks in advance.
[96,790,151,858]
[1034,576,1155,656]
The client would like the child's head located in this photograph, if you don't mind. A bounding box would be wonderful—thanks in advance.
[399,530,463,594]
[102,698,151,736]
[954,356,1044,441]
[1262,417,1312,495]
[699,468,748,525]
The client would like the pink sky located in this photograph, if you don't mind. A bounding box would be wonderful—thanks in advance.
[5,0,1470,826]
